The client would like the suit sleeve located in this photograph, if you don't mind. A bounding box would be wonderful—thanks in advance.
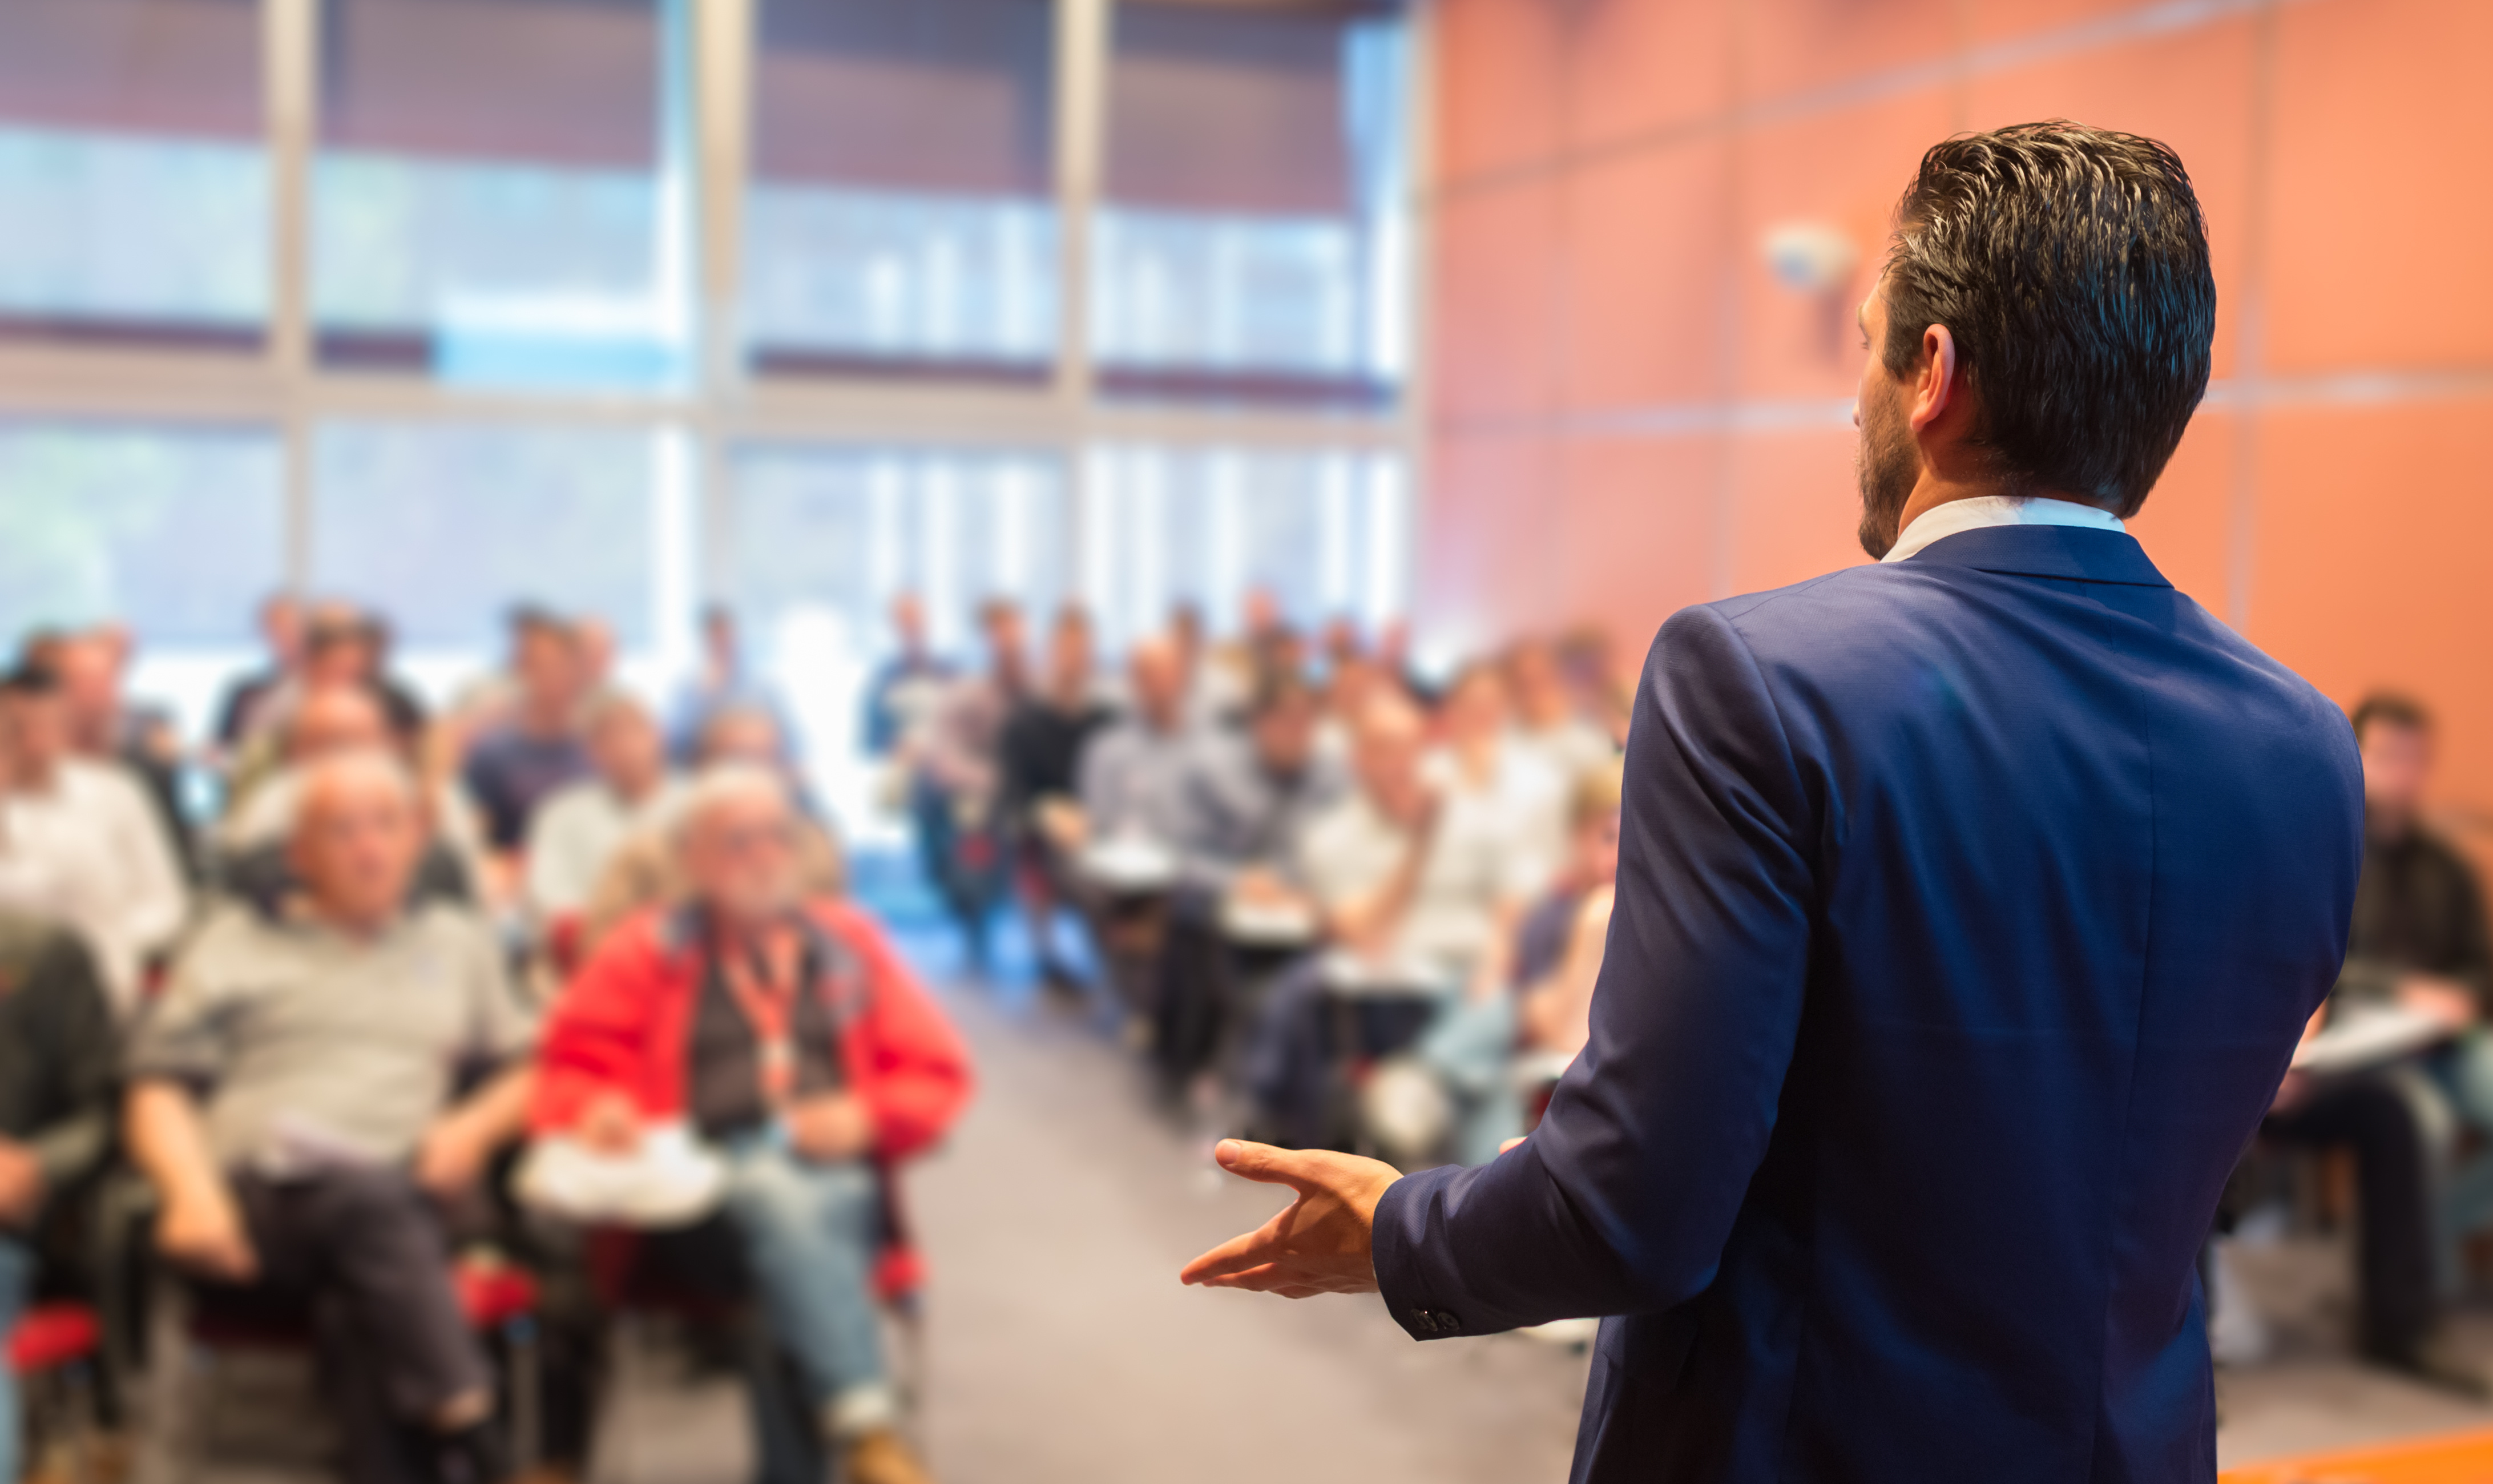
[1372,603,1816,1338]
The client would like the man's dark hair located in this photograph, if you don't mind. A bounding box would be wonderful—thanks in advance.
[1882,120,2215,518]
[2351,691,2433,744]
[0,662,59,699]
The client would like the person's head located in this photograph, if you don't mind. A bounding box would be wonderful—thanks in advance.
[1505,638,1568,728]
[699,704,785,768]
[1241,587,1282,640]
[1247,671,1320,776]
[1320,615,1361,668]
[1044,607,1094,702]
[1168,602,1204,663]
[676,764,802,928]
[289,749,424,931]
[585,693,665,799]
[286,683,390,764]
[0,664,70,784]
[572,617,616,691]
[259,592,303,666]
[700,604,739,668]
[513,612,584,723]
[2352,692,2434,832]
[47,634,123,747]
[1350,691,1429,818]
[1854,121,2215,559]
[1568,760,1625,889]
[979,598,1026,679]
[1440,662,1511,749]
[890,592,927,652]
[1128,636,1185,732]
[303,606,380,688]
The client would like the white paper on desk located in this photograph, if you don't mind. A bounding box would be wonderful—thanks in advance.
[1081,836,1178,893]
[514,1121,728,1229]
[1317,950,1451,998]
[2290,1003,2453,1076]
[1218,896,1318,946]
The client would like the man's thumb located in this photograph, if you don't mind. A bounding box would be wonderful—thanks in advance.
[1215,1138,1308,1188]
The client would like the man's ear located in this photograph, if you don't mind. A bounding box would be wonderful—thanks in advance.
[1907,323,1959,434]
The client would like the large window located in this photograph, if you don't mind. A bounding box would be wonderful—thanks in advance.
[313,0,682,387]
[310,421,672,650]
[746,0,1058,377]
[0,421,283,643]
[1095,3,1407,405]
[1084,443,1405,653]
[0,0,268,344]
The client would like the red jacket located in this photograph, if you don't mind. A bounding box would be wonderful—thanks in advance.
[533,898,973,1163]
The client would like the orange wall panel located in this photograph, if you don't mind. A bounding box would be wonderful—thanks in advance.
[1723,424,1869,596]
[2124,408,2240,619]
[1558,138,1733,413]
[1557,436,1721,648]
[1431,179,1563,426]
[1562,0,1734,152]
[1736,0,1957,108]
[1433,0,1568,183]
[2265,0,2493,374]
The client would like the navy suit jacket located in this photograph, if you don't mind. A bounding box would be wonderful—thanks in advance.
[1373,524,2362,1482]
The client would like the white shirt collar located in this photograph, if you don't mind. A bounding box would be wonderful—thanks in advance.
[1881,495,2126,564]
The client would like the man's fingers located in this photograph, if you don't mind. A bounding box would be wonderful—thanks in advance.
[1179,1215,1291,1285]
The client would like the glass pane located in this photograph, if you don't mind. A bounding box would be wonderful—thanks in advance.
[0,420,282,646]
[731,442,1064,826]
[0,0,268,344]
[1084,444,1405,655]
[746,0,1058,376]
[1094,4,1409,404]
[310,421,664,650]
[312,0,684,388]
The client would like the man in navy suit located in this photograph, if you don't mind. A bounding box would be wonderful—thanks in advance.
[1183,122,2363,1482]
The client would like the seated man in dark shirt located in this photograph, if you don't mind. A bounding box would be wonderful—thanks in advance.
[535,767,972,1484]
[2263,692,2492,1392]
[0,911,116,1484]
[461,611,592,860]
[999,607,1113,993]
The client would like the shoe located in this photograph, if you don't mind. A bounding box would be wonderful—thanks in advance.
[2373,1338,2493,1400]
[842,1429,937,1484]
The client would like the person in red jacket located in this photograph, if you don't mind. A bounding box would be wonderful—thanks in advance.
[534,765,971,1484]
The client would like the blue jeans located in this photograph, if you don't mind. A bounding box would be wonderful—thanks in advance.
[1,1233,28,1484]
[716,1134,891,1435]
[1417,994,1523,1168]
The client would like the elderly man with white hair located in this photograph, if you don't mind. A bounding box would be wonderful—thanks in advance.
[533,766,970,1484]
[125,750,536,1484]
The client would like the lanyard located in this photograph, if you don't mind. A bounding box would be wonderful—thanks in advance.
[719,924,809,1109]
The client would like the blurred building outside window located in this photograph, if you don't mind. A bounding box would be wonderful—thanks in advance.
[0,0,269,343]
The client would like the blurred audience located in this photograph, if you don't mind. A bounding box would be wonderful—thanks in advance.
[534,767,970,1484]
[0,661,189,1015]
[910,599,1027,974]
[670,605,791,765]
[213,592,305,755]
[861,593,951,761]
[460,608,592,860]
[126,750,536,1484]
[525,692,681,925]
[1001,607,1114,994]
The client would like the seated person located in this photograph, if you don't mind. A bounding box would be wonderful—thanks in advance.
[577,709,842,954]
[1369,760,1623,1167]
[125,751,538,1484]
[1504,635,1617,788]
[1047,636,1199,1011]
[1424,661,1567,904]
[459,610,592,861]
[0,911,116,1484]
[525,693,681,926]
[0,660,189,1017]
[1240,691,1534,1151]
[999,608,1114,994]
[214,683,483,910]
[532,767,971,1484]
[1150,672,1345,1103]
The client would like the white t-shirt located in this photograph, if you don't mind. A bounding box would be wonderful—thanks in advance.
[1296,784,1541,986]
[525,776,685,918]
[0,758,189,1014]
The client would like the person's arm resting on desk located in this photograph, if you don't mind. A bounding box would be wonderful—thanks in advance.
[1184,607,1814,1334]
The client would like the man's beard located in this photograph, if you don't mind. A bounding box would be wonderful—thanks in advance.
[1853,384,1919,560]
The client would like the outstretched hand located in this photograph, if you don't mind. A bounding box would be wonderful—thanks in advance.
[1179,1140,1401,1298]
